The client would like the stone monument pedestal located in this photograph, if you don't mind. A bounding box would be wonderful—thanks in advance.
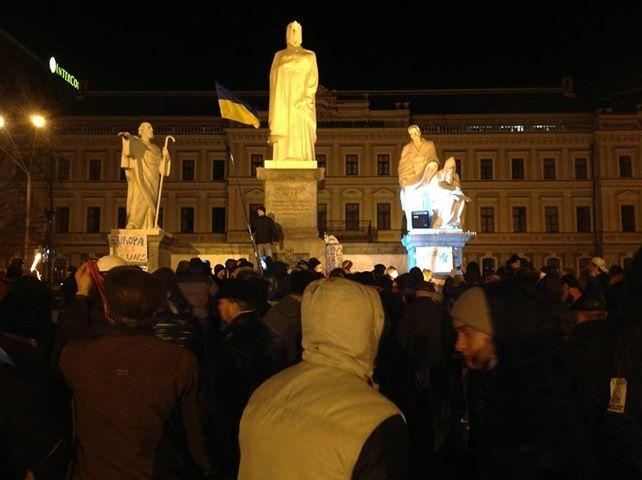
[402,229,476,274]
[108,228,177,272]
[257,165,325,265]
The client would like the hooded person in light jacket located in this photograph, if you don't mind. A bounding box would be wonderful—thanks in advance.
[238,277,408,480]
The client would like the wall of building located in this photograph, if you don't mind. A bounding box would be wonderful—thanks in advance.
[3,105,640,274]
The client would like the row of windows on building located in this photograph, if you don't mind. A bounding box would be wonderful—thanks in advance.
[54,154,637,182]
[54,158,228,182]
[54,202,637,236]
[479,205,637,233]
[54,206,227,234]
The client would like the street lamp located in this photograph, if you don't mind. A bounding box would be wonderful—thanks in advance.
[0,113,48,270]
[30,114,46,129]
[23,114,47,270]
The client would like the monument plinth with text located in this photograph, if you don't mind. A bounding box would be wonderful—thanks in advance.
[108,228,177,272]
[402,229,476,274]
[257,165,325,262]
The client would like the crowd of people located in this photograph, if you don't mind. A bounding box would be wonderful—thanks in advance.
[1,248,641,479]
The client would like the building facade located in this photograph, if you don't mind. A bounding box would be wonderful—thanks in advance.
[3,87,641,276]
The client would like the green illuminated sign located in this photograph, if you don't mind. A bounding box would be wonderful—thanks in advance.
[49,57,80,90]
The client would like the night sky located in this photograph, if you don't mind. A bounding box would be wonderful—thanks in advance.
[3,5,642,99]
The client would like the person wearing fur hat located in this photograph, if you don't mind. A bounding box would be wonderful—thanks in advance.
[451,279,596,478]
[238,278,408,479]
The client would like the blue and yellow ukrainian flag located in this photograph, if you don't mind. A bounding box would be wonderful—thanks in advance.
[215,82,260,128]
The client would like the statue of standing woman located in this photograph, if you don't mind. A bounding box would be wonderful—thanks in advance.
[268,21,319,163]
[119,122,170,229]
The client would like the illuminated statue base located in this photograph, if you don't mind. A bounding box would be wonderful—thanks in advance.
[108,228,178,272]
[402,229,476,274]
[264,160,318,169]
[257,165,325,266]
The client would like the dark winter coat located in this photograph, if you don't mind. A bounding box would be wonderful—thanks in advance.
[203,311,285,478]
[262,294,303,366]
[467,280,597,479]
[252,215,277,244]
[59,327,212,479]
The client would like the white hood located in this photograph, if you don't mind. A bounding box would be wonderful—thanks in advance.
[301,278,384,381]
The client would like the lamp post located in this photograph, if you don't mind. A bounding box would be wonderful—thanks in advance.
[0,114,47,269]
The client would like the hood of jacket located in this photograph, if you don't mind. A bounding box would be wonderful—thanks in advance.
[301,278,384,381]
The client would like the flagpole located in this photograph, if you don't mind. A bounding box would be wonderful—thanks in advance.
[228,144,263,274]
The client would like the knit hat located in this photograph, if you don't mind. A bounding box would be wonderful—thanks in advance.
[450,287,494,335]
[590,257,608,273]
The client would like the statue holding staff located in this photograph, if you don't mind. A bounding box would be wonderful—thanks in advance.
[118,122,171,229]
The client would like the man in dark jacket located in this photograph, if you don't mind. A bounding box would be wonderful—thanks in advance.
[397,281,453,474]
[567,293,612,475]
[205,279,285,478]
[252,206,277,260]
[451,279,596,479]
[59,267,213,479]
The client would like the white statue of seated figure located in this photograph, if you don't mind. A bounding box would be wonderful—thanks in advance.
[426,157,470,229]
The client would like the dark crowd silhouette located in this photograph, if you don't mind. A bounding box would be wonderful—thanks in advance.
[1,248,642,479]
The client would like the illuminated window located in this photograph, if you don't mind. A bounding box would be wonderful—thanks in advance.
[345,203,360,230]
[211,207,226,233]
[57,157,70,181]
[180,207,195,233]
[182,159,195,181]
[512,207,527,233]
[212,160,225,180]
[88,159,101,181]
[318,203,327,234]
[480,158,493,180]
[619,156,633,178]
[250,154,264,176]
[86,207,101,233]
[621,205,636,232]
[543,158,556,180]
[377,203,391,230]
[544,207,559,233]
[480,207,495,233]
[511,158,524,180]
[576,207,591,233]
[574,158,588,179]
[346,155,359,176]
[377,154,390,176]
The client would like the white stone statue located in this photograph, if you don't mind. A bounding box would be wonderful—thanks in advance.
[398,125,440,230]
[426,157,470,229]
[268,21,319,163]
[119,122,170,229]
